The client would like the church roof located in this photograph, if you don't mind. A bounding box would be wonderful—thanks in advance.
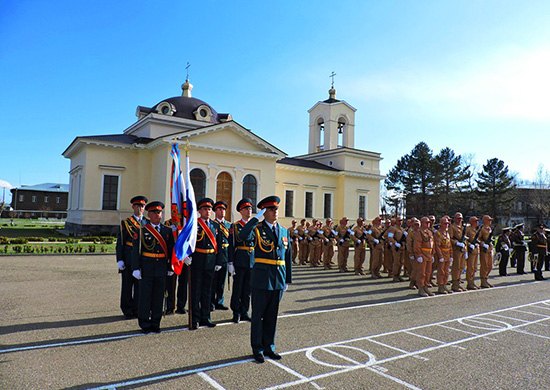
[277,157,340,171]
[150,96,222,123]
[72,134,154,145]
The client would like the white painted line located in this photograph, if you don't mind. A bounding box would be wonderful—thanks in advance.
[365,366,424,390]
[320,347,361,365]
[512,309,550,317]
[198,371,227,390]
[512,329,550,341]
[403,331,445,344]
[489,313,530,323]
[437,324,481,336]
[269,360,324,390]
[367,338,411,354]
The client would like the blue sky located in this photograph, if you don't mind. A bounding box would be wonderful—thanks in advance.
[2,0,550,203]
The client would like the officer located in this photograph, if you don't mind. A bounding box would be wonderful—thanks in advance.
[496,227,512,276]
[478,215,495,288]
[434,216,452,294]
[116,195,147,319]
[351,218,367,275]
[131,201,174,333]
[414,216,435,297]
[321,218,337,269]
[511,224,528,275]
[531,224,548,281]
[228,198,255,323]
[239,196,292,363]
[211,201,231,311]
[449,212,467,292]
[289,220,300,264]
[189,198,220,329]
[336,217,353,272]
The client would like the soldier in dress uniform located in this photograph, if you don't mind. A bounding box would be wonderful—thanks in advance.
[402,219,413,278]
[414,216,435,297]
[336,217,353,272]
[367,216,385,279]
[427,215,437,285]
[434,216,453,294]
[406,218,420,289]
[289,220,300,264]
[239,196,292,363]
[382,219,393,274]
[464,216,481,290]
[496,227,512,276]
[531,224,548,281]
[189,198,221,329]
[228,198,255,323]
[296,219,309,265]
[116,195,148,319]
[511,224,528,275]
[478,215,495,288]
[449,212,467,292]
[306,219,323,267]
[351,218,367,275]
[388,217,406,282]
[163,218,177,315]
[131,201,174,333]
[210,201,231,311]
[322,218,337,269]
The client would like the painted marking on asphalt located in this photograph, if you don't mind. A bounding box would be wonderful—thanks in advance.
[512,329,550,340]
[403,331,445,344]
[488,313,530,323]
[198,372,227,390]
[364,366,424,390]
[269,360,324,390]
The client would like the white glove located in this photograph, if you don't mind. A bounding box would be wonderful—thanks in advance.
[171,225,177,232]
[503,244,509,251]
[483,244,489,249]
[367,230,372,235]
[469,244,475,250]
[339,239,344,243]
[117,260,126,271]
[348,229,355,236]
[395,242,401,248]
[305,230,309,234]
[417,257,423,263]
[457,242,464,248]
[214,265,222,271]
[298,236,303,241]
[256,208,266,219]
[132,270,142,280]
[228,263,235,275]
[290,238,293,242]
[450,257,453,262]
[356,240,361,244]
[403,231,408,236]
[388,232,394,238]
[294,229,298,233]
[410,255,415,260]
[284,284,289,292]
[325,238,329,243]
[439,258,444,263]
[184,256,192,265]
[465,251,469,259]
[167,271,174,276]
[374,239,379,244]
[331,229,338,236]
[308,237,312,241]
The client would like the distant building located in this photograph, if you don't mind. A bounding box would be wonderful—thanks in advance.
[9,183,69,218]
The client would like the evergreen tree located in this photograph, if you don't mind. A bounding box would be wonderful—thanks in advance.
[432,147,472,214]
[475,158,516,220]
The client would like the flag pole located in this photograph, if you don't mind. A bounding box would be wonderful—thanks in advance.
[184,139,193,329]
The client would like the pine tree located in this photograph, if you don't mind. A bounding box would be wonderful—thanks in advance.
[432,147,472,215]
[475,158,516,220]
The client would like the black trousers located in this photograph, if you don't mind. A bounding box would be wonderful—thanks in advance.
[165,273,176,312]
[251,288,283,354]
[516,249,526,274]
[211,263,228,307]
[138,275,166,330]
[498,251,509,276]
[120,266,139,316]
[230,266,251,317]
[190,268,214,324]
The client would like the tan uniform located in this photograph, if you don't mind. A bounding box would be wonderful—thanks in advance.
[289,227,300,264]
[465,226,481,285]
[367,226,384,278]
[336,224,351,271]
[382,227,392,273]
[297,225,309,264]
[449,223,467,290]
[478,225,494,283]
[321,225,336,268]
[406,227,418,286]
[434,229,452,287]
[351,225,366,274]
[388,226,406,279]
[306,226,322,266]
[414,228,434,288]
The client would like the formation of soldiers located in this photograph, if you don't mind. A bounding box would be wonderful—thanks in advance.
[287,212,549,297]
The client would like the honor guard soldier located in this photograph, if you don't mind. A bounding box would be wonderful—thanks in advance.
[406,218,420,289]
[414,217,435,297]
[388,217,406,282]
[322,218,337,269]
[131,201,174,333]
[511,224,528,274]
[306,219,323,267]
[116,195,147,319]
[351,218,367,275]
[465,217,481,290]
[449,212,467,292]
[531,224,548,280]
[289,220,300,264]
[478,215,495,288]
[296,219,309,265]
[239,196,292,363]
[228,198,255,323]
[496,227,512,276]
[434,217,452,294]
[336,217,353,272]
[367,216,386,279]
[189,198,221,329]
[382,219,393,274]
[211,201,231,311]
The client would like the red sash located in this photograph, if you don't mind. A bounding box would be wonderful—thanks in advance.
[124,217,140,235]
[144,224,168,257]
[198,218,217,253]
[217,221,229,238]
[237,220,246,227]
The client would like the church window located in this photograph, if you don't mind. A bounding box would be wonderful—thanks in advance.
[317,118,325,151]
[337,118,346,148]
[285,190,294,218]
[102,175,119,211]
[358,195,366,219]
[190,168,206,200]
[200,109,208,118]
[242,174,257,212]
[324,193,332,218]
[156,101,176,116]
[305,191,313,218]
[216,172,233,213]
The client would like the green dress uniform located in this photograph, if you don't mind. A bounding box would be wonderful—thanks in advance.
[131,216,174,332]
[239,197,292,359]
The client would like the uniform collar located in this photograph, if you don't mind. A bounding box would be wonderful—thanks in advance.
[265,220,277,230]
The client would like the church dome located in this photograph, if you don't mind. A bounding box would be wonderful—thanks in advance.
[152,96,221,124]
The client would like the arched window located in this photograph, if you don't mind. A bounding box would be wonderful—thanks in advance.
[317,118,325,151]
[190,168,206,200]
[216,172,233,212]
[242,174,257,212]
[337,118,346,148]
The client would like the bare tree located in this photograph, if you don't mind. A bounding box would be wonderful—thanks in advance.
[528,164,550,223]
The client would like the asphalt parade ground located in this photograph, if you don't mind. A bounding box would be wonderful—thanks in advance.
[1,254,550,390]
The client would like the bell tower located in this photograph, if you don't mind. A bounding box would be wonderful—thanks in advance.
[307,74,356,153]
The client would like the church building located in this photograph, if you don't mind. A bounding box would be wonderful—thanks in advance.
[62,79,383,234]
